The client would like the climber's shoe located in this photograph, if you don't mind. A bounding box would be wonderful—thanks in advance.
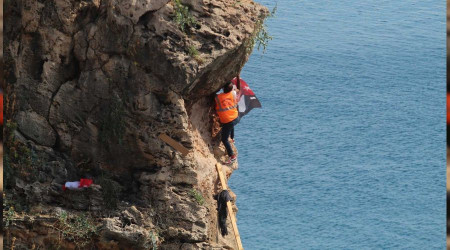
[226,155,237,165]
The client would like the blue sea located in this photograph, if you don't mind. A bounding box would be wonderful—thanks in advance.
[228,1,446,249]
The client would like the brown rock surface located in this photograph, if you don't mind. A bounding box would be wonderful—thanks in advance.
[4,0,268,249]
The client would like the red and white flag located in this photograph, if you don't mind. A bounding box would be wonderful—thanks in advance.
[231,77,262,118]
[62,178,93,190]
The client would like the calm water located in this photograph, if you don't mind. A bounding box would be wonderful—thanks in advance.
[228,1,445,249]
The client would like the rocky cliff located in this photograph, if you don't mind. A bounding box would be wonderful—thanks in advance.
[3,0,268,249]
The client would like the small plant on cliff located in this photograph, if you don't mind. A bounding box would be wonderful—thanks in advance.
[99,97,126,145]
[150,232,159,250]
[5,206,16,227]
[172,0,197,32]
[246,4,277,55]
[187,45,199,57]
[186,45,204,64]
[3,194,16,228]
[139,231,161,250]
[189,189,205,205]
[54,212,99,249]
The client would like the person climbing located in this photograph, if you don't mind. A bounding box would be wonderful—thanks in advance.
[215,75,241,164]
[214,189,233,236]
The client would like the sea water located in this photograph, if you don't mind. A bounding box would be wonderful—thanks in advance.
[228,1,445,249]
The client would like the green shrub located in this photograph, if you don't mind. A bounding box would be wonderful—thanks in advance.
[151,232,159,250]
[55,212,99,249]
[233,0,242,7]
[140,231,160,250]
[186,45,204,64]
[173,0,197,32]
[189,189,205,205]
[246,4,277,54]
[3,195,16,228]
[187,45,199,57]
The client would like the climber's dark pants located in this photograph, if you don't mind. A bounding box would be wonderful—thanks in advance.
[221,117,240,156]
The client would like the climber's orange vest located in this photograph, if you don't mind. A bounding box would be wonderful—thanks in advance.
[215,92,238,124]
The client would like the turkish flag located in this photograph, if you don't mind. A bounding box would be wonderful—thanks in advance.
[231,77,262,118]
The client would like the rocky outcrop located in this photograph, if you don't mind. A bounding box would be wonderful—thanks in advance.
[4,0,267,249]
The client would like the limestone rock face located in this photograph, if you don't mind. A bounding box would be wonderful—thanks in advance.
[4,0,268,249]
[16,111,57,147]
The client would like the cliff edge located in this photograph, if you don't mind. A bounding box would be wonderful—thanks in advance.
[3,0,267,249]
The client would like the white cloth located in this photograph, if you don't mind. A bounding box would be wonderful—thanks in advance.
[232,89,241,102]
[64,181,80,190]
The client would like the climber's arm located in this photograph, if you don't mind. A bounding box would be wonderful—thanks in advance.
[236,74,241,91]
